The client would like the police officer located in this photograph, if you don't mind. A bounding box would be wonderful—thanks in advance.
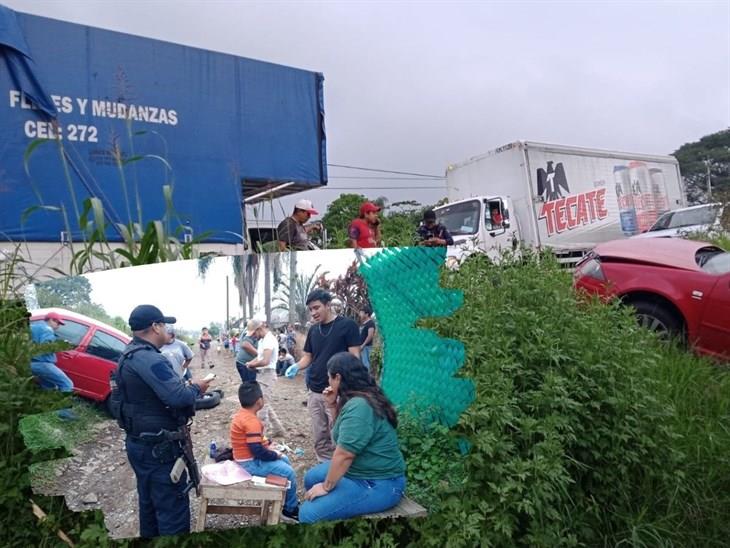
[117,305,210,538]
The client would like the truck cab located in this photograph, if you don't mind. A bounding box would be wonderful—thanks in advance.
[434,196,518,262]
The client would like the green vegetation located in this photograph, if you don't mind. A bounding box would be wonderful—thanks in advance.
[674,129,730,204]
[4,248,730,546]
[34,275,130,333]
[320,193,446,249]
[21,137,210,278]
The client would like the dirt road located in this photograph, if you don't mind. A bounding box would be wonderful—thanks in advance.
[30,348,318,539]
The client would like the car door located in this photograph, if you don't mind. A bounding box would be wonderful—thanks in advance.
[50,319,92,396]
[77,328,129,401]
[696,272,730,360]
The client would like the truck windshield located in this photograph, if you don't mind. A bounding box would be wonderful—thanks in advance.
[435,200,481,236]
[649,205,720,231]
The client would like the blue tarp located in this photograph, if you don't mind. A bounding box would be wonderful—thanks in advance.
[0,7,327,243]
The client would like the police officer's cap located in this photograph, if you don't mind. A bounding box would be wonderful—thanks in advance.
[128,305,177,331]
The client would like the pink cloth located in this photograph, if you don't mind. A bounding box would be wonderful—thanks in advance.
[201,460,253,485]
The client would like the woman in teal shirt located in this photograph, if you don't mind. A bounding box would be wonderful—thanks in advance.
[299,352,406,523]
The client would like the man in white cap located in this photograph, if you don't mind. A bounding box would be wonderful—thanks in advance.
[245,318,286,437]
[277,199,322,251]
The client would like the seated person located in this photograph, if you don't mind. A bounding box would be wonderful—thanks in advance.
[490,207,504,228]
[230,382,299,521]
[276,347,295,377]
[416,209,454,246]
[299,352,406,523]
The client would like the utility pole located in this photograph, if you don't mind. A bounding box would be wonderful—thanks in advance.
[226,275,230,333]
[264,252,272,324]
[289,250,297,325]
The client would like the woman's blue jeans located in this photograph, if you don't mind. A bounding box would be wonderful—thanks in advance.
[299,460,405,523]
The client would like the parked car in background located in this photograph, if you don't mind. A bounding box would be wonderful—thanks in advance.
[573,238,730,360]
[30,307,223,411]
[631,203,724,239]
[30,308,130,409]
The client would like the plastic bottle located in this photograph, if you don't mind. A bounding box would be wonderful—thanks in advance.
[209,440,217,458]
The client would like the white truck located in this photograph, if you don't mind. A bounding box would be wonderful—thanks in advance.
[434,141,687,266]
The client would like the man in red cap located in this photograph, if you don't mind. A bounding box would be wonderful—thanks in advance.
[30,311,74,392]
[348,202,382,249]
[277,199,322,251]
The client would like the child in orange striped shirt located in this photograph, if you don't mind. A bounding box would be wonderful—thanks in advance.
[230,382,299,521]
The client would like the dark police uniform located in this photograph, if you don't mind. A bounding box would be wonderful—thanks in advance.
[117,332,201,538]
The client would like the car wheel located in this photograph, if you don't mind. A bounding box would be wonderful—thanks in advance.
[629,300,684,341]
[195,391,221,410]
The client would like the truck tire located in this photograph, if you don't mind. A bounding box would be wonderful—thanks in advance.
[629,299,684,342]
[195,391,221,410]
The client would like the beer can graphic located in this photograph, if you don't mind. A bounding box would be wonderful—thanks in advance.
[649,168,669,216]
[629,161,655,232]
[614,165,638,236]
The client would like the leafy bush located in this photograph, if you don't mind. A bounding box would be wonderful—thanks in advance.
[397,405,467,512]
[3,249,730,546]
[409,250,730,546]
[0,299,108,547]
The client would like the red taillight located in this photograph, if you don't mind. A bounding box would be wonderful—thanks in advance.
[575,257,605,281]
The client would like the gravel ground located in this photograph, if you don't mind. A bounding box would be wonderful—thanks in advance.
[30,347,318,539]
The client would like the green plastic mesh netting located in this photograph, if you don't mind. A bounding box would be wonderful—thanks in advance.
[359,246,474,427]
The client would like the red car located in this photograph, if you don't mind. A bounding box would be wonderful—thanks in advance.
[573,238,730,360]
[30,308,131,407]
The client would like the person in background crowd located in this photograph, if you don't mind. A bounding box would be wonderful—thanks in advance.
[235,321,259,383]
[286,324,297,356]
[416,209,454,247]
[277,199,322,251]
[30,311,74,393]
[199,327,212,368]
[160,326,194,381]
[276,347,296,377]
[348,202,382,249]
[230,382,299,522]
[230,333,239,356]
[299,352,405,523]
[358,306,376,371]
[284,289,361,461]
[245,320,286,437]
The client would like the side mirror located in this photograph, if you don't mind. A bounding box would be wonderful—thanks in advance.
[503,220,510,229]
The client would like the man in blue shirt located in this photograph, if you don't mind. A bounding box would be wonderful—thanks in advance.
[30,311,73,392]
[117,305,211,538]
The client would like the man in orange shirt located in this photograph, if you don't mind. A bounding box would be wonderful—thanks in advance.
[230,382,299,521]
[348,202,382,249]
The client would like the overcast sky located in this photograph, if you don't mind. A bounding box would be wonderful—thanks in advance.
[80,248,365,330]
[6,0,730,221]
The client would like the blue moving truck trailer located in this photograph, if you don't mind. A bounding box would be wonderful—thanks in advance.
[0,6,327,250]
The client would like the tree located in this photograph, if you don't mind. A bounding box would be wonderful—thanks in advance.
[35,276,92,308]
[317,261,370,320]
[272,265,327,325]
[320,194,449,249]
[673,129,730,204]
[321,193,367,247]
[198,254,257,323]
[207,322,222,337]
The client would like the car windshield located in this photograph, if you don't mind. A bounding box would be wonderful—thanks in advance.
[700,251,730,275]
[435,200,481,236]
[650,205,720,231]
